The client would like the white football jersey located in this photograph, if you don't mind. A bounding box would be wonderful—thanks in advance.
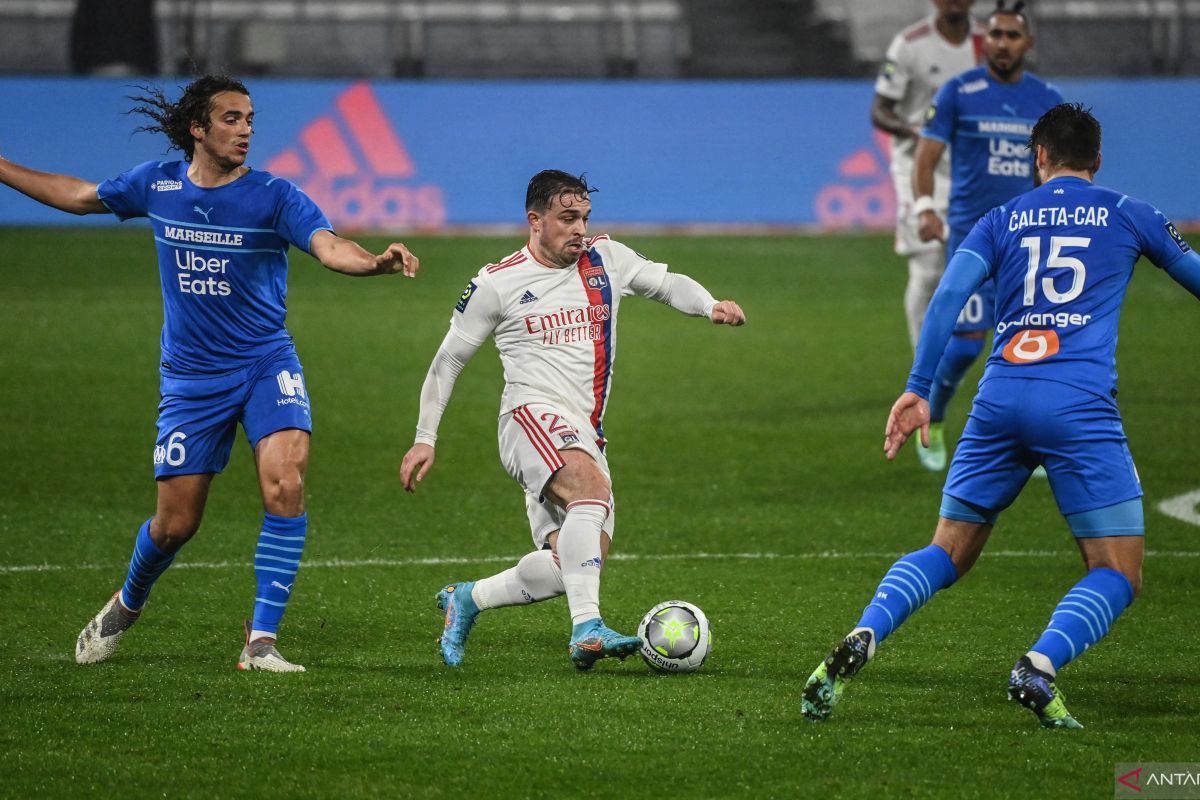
[875,15,985,182]
[450,235,668,444]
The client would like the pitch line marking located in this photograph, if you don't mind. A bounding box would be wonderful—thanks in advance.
[1,549,1198,576]
[1156,489,1200,527]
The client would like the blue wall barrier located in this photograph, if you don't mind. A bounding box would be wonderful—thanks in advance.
[1,77,1197,230]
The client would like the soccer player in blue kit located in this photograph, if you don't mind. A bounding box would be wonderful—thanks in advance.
[802,103,1200,728]
[910,0,1062,470]
[0,76,419,671]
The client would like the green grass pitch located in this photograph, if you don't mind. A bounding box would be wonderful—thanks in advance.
[1,227,1197,797]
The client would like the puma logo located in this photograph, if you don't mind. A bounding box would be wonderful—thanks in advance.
[270,581,293,594]
[193,205,213,223]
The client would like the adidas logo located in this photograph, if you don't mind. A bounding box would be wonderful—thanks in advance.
[264,82,446,229]
[519,290,538,304]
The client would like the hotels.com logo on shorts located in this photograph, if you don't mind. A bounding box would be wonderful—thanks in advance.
[265,82,446,230]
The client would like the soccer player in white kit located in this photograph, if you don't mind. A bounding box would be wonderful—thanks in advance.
[871,0,984,351]
[400,171,745,670]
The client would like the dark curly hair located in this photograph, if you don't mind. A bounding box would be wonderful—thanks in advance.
[525,170,597,213]
[127,75,250,162]
[1029,103,1101,172]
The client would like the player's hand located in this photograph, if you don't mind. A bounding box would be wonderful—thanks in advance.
[710,300,746,326]
[375,242,420,277]
[400,443,436,492]
[884,391,930,460]
[916,210,945,243]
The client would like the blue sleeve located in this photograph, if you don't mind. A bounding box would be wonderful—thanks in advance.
[921,80,957,144]
[1122,197,1193,272]
[905,214,995,398]
[95,161,158,220]
[1165,250,1200,300]
[272,180,333,255]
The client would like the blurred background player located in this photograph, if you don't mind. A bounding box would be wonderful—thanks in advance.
[0,75,419,672]
[911,0,1062,470]
[802,103,1200,729]
[871,0,983,350]
[400,170,745,670]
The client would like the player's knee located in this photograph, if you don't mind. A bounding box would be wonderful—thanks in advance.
[150,513,200,551]
[262,471,305,515]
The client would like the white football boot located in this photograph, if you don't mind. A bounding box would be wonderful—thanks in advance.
[236,621,306,673]
[76,592,140,664]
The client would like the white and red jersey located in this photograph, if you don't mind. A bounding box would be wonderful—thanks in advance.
[446,235,675,445]
[875,15,986,186]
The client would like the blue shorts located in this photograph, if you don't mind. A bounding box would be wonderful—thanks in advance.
[152,346,312,478]
[943,376,1142,520]
[948,228,994,334]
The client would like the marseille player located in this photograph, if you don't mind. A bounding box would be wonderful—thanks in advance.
[871,0,984,350]
[399,171,745,670]
[910,0,1062,470]
[0,75,419,671]
[802,103,1200,728]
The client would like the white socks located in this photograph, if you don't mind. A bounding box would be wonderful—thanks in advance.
[472,548,565,610]
[555,500,610,625]
[905,248,945,348]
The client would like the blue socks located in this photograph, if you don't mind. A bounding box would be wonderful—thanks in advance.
[1030,567,1134,672]
[856,545,958,644]
[119,519,176,611]
[251,512,308,640]
[929,335,984,422]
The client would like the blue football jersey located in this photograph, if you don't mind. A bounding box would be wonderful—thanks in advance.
[97,161,332,373]
[922,66,1063,235]
[958,176,1193,399]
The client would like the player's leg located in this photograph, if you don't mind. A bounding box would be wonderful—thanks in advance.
[542,449,638,669]
[904,247,945,349]
[238,353,313,672]
[801,516,979,721]
[1007,383,1142,728]
[804,383,1028,720]
[77,373,240,665]
[435,495,569,667]
[76,474,214,664]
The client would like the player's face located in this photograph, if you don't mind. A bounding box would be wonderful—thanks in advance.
[530,191,591,267]
[984,14,1033,80]
[192,91,254,170]
[933,0,973,24]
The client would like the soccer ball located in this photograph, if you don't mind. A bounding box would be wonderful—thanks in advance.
[637,600,711,673]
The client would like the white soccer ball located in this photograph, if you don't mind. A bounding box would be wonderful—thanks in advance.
[637,600,711,673]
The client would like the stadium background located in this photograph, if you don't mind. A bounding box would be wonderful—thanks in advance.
[2,1,1199,798]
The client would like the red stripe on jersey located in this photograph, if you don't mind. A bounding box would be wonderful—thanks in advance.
[487,255,527,273]
[903,22,931,41]
[584,234,609,246]
[576,252,610,442]
[514,406,565,471]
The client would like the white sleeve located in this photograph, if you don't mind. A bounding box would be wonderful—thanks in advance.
[639,272,718,319]
[874,34,910,101]
[413,275,500,446]
[413,328,483,446]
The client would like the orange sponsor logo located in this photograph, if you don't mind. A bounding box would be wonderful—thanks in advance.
[1002,329,1060,364]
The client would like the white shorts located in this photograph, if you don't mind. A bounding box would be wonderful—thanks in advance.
[498,403,615,549]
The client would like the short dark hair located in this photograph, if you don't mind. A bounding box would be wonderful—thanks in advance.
[991,0,1031,31]
[1029,103,1102,172]
[525,170,597,213]
[127,75,250,162]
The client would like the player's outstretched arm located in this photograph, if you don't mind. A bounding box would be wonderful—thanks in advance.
[400,443,435,493]
[310,230,420,277]
[884,391,930,460]
[710,300,746,326]
[0,156,106,215]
